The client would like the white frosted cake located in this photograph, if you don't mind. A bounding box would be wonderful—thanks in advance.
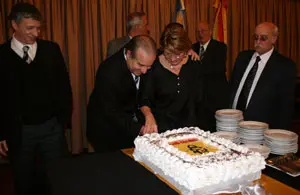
[133,127,266,195]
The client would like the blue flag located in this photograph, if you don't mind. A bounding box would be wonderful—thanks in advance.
[175,0,186,30]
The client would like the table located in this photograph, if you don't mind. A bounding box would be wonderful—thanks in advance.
[122,148,300,195]
[46,150,177,195]
[46,149,300,195]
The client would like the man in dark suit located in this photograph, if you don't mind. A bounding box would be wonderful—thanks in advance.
[229,22,296,129]
[87,35,157,153]
[106,12,149,58]
[0,3,72,195]
[192,21,228,132]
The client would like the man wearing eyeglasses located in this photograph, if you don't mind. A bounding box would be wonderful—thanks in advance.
[192,21,228,132]
[229,22,296,129]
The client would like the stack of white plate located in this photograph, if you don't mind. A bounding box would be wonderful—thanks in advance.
[215,109,243,132]
[213,131,240,144]
[239,121,269,144]
[264,129,298,155]
[244,144,271,159]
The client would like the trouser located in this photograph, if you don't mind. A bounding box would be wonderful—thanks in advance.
[10,117,69,195]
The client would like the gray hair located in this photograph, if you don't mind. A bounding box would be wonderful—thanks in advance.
[126,12,146,33]
[272,25,279,37]
[9,3,42,24]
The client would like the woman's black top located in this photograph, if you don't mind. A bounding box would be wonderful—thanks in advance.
[139,57,203,132]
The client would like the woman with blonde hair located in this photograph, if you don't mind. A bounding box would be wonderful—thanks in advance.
[140,23,204,134]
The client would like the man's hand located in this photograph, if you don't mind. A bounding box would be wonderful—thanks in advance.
[140,106,158,135]
[142,113,158,135]
[0,140,8,157]
[187,49,200,61]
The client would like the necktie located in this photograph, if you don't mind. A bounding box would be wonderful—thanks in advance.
[236,56,261,111]
[134,75,139,89]
[134,75,139,84]
[133,75,140,122]
[22,46,31,64]
[199,45,205,61]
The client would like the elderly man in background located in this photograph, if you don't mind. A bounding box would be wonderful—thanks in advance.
[229,22,296,130]
[192,21,228,132]
[107,12,200,60]
[107,12,149,58]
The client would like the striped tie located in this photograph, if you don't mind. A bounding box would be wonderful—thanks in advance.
[134,75,139,84]
[199,45,205,61]
[133,75,139,121]
[133,75,140,89]
[23,46,31,64]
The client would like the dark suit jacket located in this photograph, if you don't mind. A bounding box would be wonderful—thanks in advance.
[87,50,142,152]
[106,36,130,58]
[229,50,296,129]
[0,39,72,151]
[192,39,228,131]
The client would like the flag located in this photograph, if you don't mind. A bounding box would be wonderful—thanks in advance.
[213,0,228,43]
[175,0,186,30]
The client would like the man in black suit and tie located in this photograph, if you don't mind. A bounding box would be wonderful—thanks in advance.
[106,12,149,58]
[192,22,228,132]
[87,35,157,153]
[0,3,72,195]
[229,22,296,129]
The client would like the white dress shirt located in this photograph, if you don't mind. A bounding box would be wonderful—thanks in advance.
[199,39,211,52]
[11,34,37,61]
[232,47,274,109]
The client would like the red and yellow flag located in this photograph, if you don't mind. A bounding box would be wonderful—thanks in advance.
[213,0,228,43]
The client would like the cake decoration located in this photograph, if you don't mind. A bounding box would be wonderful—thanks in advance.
[133,127,266,195]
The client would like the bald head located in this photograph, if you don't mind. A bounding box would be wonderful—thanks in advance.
[254,22,278,55]
[196,21,212,44]
[125,35,157,76]
[125,35,156,58]
[256,22,278,36]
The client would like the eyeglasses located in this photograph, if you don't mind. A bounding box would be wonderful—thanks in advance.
[196,29,209,33]
[253,34,268,41]
[163,51,186,60]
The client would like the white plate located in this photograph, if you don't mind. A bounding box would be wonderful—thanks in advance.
[239,121,269,129]
[215,109,243,118]
[216,116,243,121]
[264,136,297,144]
[244,144,271,155]
[217,125,238,129]
[216,122,239,127]
[240,128,266,132]
[241,140,264,144]
[264,139,297,146]
[240,132,265,136]
[264,129,298,141]
[216,128,238,132]
[213,132,239,140]
[270,150,298,155]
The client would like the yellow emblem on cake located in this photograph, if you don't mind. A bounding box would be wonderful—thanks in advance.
[172,141,218,155]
